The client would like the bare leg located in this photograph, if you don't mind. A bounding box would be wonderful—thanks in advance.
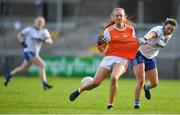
[31,56,46,81]
[4,60,31,86]
[145,68,158,89]
[108,63,126,107]
[31,56,52,90]
[80,67,109,92]
[133,63,145,100]
[133,63,145,109]
[11,60,32,75]
[69,67,110,102]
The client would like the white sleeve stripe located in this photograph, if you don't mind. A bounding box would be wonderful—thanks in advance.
[103,28,111,42]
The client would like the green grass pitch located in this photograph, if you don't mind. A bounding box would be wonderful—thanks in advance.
[0,76,180,114]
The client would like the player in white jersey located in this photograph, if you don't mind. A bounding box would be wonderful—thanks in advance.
[130,18,177,109]
[4,17,53,90]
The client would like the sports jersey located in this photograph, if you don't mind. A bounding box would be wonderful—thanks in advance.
[139,26,172,59]
[21,26,51,56]
[103,24,139,60]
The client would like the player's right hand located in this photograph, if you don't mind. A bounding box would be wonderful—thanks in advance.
[97,35,108,46]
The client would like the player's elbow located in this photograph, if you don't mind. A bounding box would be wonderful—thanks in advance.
[17,33,24,42]
[45,38,53,44]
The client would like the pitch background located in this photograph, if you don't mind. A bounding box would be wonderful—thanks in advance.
[0,76,180,114]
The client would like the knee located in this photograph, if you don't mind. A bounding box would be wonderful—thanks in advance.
[39,62,46,69]
[42,63,46,68]
[137,79,145,87]
[111,76,119,84]
[151,82,158,88]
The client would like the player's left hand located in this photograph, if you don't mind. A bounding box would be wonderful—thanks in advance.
[138,37,147,45]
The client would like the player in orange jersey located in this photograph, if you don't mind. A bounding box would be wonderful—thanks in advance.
[69,8,140,109]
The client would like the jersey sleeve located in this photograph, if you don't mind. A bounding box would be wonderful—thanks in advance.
[21,27,31,35]
[145,26,162,37]
[132,27,136,38]
[103,28,111,42]
[43,29,51,39]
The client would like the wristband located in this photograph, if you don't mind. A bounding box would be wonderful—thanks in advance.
[21,42,27,48]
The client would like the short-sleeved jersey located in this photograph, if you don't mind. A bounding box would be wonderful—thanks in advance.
[103,24,139,60]
[21,26,51,55]
[139,26,172,59]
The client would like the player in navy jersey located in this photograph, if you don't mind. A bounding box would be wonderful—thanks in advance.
[130,18,177,109]
[4,17,53,90]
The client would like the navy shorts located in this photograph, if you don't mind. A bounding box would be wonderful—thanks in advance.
[130,51,157,71]
[23,51,36,61]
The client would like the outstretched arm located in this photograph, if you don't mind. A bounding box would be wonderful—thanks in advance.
[144,31,157,40]
[138,31,157,45]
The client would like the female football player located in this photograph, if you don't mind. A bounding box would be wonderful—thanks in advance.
[4,16,53,90]
[130,18,177,109]
[69,7,140,109]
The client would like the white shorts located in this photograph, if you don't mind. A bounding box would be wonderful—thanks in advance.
[99,56,128,71]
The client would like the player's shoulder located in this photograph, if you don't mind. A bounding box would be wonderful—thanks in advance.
[42,28,50,34]
[151,25,163,30]
[43,28,49,31]
[150,25,163,34]
[125,24,135,30]
[21,26,33,33]
[23,25,32,30]
[107,24,115,32]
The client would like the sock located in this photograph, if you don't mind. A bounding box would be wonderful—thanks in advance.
[144,84,150,90]
[42,80,47,87]
[134,99,140,106]
[6,73,12,80]
[77,88,81,93]
[108,104,113,107]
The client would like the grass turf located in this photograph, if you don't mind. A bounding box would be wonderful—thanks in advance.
[0,76,180,114]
